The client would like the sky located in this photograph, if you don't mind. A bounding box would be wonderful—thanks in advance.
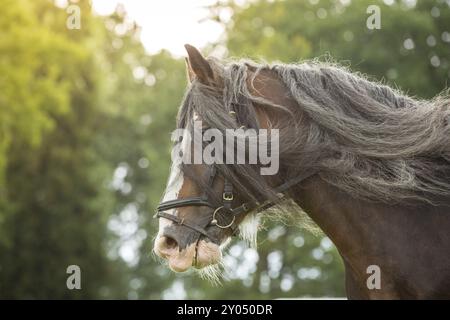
[91,0,231,56]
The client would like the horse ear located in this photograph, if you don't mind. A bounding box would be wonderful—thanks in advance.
[185,58,195,83]
[184,44,214,84]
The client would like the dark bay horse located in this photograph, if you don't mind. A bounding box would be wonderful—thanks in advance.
[154,44,450,299]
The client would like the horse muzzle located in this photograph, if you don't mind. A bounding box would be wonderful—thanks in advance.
[154,234,222,272]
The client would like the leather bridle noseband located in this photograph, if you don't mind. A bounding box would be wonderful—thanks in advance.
[154,165,316,244]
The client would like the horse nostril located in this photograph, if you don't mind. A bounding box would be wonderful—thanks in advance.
[154,235,180,259]
[163,236,178,250]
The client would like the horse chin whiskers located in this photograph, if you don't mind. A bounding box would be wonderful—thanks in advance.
[190,239,225,284]
[195,260,224,286]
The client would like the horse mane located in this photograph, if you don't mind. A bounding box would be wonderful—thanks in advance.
[177,57,450,206]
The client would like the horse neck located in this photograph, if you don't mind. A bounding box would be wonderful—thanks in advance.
[291,175,450,298]
[290,176,407,275]
[291,176,368,256]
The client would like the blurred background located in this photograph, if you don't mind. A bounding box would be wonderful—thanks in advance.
[0,0,449,299]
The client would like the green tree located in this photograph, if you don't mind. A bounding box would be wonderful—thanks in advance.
[220,0,450,97]
[0,0,83,180]
[0,0,129,298]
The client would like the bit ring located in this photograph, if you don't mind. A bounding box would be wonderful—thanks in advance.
[211,206,235,229]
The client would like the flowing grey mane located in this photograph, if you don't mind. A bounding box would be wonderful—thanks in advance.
[177,58,450,206]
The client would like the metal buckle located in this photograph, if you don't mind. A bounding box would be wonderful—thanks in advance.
[223,192,234,201]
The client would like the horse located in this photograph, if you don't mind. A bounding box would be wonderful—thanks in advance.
[153,44,450,299]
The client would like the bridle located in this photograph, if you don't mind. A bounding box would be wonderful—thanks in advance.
[154,107,316,244]
[154,165,316,244]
